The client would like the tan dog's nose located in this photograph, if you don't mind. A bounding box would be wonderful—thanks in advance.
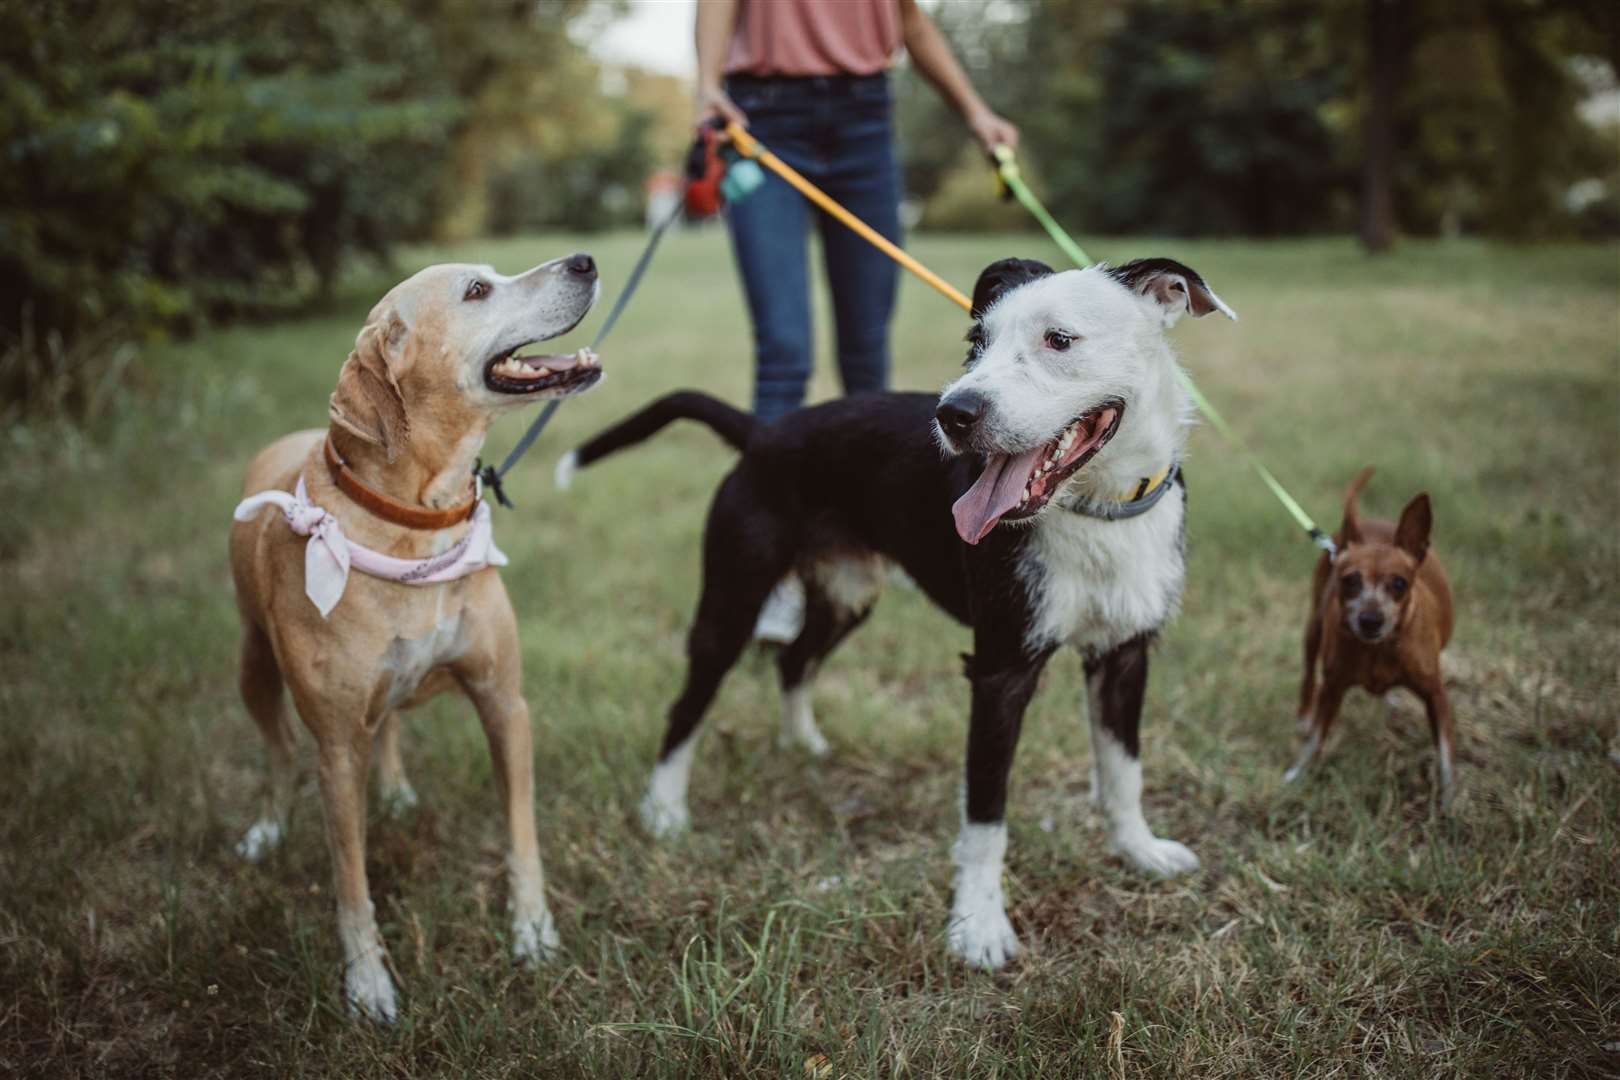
[565,253,596,278]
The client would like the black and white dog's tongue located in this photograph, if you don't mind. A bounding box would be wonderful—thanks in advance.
[951,447,1043,545]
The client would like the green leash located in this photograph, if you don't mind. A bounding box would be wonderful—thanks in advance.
[991,146,1336,557]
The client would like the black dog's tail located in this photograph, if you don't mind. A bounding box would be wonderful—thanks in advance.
[555,391,757,489]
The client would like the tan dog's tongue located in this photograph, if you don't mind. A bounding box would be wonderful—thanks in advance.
[952,446,1044,545]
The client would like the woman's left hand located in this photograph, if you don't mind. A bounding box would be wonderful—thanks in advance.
[968,109,1020,154]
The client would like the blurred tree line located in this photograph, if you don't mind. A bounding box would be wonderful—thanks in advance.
[901,0,1618,244]
[0,0,651,416]
[4,0,1614,418]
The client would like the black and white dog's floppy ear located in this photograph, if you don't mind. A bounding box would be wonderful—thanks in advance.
[1108,258,1237,326]
[970,257,1056,319]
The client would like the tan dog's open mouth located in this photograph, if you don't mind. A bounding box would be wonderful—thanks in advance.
[951,401,1123,544]
[484,347,602,397]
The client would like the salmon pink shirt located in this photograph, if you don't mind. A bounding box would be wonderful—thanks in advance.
[724,0,903,77]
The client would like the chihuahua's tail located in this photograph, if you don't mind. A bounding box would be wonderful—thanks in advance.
[556,391,757,489]
[1339,465,1376,540]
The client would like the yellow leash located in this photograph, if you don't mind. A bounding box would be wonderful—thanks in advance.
[724,121,1335,556]
[725,123,974,313]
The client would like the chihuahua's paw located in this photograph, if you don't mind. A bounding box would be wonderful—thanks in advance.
[947,897,1021,970]
[1113,832,1201,878]
[511,910,561,967]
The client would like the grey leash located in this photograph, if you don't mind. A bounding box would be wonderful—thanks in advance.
[477,199,686,508]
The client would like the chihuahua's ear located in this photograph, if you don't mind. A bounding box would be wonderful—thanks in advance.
[970,257,1055,319]
[329,312,410,463]
[1394,493,1432,563]
[1338,465,1375,547]
[1108,258,1237,327]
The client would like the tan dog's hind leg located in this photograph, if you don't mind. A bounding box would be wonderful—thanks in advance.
[373,713,418,816]
[463,670,559,967]
[311,723,398,1023]
[237,621,297,861]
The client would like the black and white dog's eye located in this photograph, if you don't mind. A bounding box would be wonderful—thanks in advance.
[464,280,491,301]
[963,324,986,367]
[1044,329,1075,351]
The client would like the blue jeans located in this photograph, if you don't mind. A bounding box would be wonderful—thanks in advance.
[723,74,903,423]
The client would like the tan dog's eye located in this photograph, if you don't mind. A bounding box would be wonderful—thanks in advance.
[464,280,491,301]
[1044,329,1075,352]
[1389,576,1408,597]
[1341,572,1362,599]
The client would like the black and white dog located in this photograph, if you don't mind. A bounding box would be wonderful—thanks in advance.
[558,257,1235,968]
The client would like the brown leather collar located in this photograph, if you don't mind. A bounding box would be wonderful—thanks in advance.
[324,438,479,530]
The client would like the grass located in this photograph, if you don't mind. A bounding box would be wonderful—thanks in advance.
[1,231,1616,1078]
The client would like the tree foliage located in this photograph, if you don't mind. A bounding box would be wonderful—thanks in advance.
[0,0,606,413]
[900,0,1618,245]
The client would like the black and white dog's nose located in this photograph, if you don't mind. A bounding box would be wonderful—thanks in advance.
[936,390,988,442]
[565,252,596,278]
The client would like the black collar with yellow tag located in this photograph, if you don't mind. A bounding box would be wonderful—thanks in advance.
[1059,464,1181,521]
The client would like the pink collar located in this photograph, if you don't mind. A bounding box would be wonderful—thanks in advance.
[233,475,507,618]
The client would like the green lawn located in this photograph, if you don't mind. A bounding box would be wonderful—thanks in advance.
[2,232,1616,1078]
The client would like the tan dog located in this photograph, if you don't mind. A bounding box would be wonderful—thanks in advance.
[229,253,601,1021]
[1286,467,1456,801]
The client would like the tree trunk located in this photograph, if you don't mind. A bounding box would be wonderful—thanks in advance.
[1359,0,1403,254]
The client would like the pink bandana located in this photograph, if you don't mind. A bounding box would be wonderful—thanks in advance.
[233,475,507,617]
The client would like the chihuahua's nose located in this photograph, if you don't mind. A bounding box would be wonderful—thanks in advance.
[936,390,988,443]
[1356,611,1385,638]
[565,253,596,278]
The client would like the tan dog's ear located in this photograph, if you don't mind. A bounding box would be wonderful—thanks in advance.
[1394,493,1432,563]
[329,314,410,463]
[1339,465,1374,547]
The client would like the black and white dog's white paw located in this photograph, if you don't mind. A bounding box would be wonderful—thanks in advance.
[778,687,832,757]
[947,894,1021,970]
[1110,829,1200,878]
[948,821,1021,969]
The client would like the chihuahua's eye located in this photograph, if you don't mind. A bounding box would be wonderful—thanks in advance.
[1341,572,1362,599]
[1389,576,1408,597]
[463,280,490,302]
[1044,329,1075,352]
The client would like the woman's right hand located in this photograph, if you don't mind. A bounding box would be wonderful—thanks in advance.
[696,83,749,130]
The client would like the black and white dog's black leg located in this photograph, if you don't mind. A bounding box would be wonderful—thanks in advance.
[948,643,1055,970]
[1083,635,1199,877]
[775,557,883,756]
[774,588,871,757]
[640,493,791,836]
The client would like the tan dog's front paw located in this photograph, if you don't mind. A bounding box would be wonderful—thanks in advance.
[511,911,560,967]
[345,954,399,1024]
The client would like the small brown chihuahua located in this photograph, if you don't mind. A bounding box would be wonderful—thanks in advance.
[1286,467,1456,801]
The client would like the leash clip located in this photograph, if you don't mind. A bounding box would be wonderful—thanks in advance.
[1309,527,1338,560]
[475,459,514,510]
